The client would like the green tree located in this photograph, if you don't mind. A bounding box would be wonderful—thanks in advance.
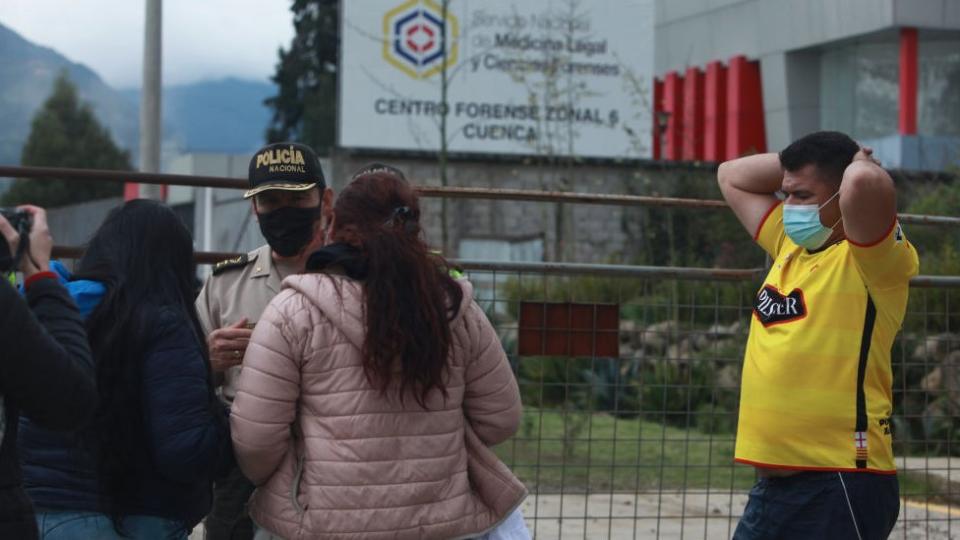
[265,0,339,153]
[2,73,129,207]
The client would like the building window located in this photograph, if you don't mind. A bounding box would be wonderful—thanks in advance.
[918,37,960,137]
[820,33,960,140]
[820,40,899,139]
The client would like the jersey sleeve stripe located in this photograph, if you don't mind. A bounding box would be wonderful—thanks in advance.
[847,217,897,248]
[753,200,783,241]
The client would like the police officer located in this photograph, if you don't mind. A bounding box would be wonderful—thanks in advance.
[197,142,333,540]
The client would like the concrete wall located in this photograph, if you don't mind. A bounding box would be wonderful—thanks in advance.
[653,0,903,75]
[47,197,124,250]
[654,0,960,154]
[328,152,656,263]
[654,0,960,74]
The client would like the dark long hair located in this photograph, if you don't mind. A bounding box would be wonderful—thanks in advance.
[329,170,463,407]
[75,199,210,532]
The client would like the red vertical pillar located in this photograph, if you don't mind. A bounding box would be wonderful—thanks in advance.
[124,183,168,201]
[682,67,705,160]
[663,71,684,161]
[899,27,918,135]
[726,55,766,159]
[652,78,664,159]
[124,183,140,201]
[704,61,727,162]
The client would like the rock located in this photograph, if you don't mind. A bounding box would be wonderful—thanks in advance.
[912,333,960,361]
[692,333,711,351]
[727,320,744,335]
[666,340,693,365]
[620,319,646,351]
[706,322,733,339]
[922,367,943,393]
[641,320,679,351]
[938,350,960,412]
[716,364,741,389]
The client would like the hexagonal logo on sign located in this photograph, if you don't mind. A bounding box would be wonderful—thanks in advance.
[383,0,459,79]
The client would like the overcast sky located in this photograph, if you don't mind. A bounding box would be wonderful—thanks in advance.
[0,0,295,88]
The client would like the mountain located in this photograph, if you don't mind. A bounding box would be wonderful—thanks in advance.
[0,22,137,165]
[0,22,276,168]
[122,78,274,156]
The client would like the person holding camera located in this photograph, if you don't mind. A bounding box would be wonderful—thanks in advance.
[0,206,96,539]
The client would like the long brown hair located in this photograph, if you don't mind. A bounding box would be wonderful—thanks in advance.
[330,170,463,406]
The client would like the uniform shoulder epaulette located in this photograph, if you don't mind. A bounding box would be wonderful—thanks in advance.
[212,254,249,276]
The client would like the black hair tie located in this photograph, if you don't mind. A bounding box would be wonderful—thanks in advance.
[387,206,411,223]
[384,206,418,234]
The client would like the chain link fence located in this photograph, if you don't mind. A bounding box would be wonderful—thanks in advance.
[457,264,960,539]
[4,165,957,539]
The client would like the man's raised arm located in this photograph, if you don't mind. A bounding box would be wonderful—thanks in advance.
[717,153,783,238]
[839,150,898,245]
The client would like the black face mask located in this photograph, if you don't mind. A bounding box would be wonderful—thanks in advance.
[257,205,322,257]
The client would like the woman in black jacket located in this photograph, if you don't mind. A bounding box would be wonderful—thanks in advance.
[19,200,231,539]
[0,206,97,539]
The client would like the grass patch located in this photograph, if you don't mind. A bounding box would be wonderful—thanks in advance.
[900,470,960,506]
[494,409,960,508]
[494,409,755,494]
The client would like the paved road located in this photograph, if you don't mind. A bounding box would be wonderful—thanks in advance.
[190,491,958,539]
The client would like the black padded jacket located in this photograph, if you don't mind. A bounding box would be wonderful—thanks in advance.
[0,277,96,539]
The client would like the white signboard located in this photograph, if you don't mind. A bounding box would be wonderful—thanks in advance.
[339,0,654,159]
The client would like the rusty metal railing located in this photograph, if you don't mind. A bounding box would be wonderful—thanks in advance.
[2,165,958,226]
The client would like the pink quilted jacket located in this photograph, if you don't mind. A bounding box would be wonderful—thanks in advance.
[230,273,527,540]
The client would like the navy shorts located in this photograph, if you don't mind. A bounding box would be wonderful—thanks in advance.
[733,471,900,540]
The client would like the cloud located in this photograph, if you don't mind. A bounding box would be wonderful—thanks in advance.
[0,0,295,88]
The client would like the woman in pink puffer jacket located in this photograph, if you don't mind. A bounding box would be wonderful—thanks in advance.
[230,168,528,540]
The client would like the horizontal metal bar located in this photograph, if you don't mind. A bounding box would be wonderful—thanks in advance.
[907,275,960,288]
[52,245,243,266]
[456,259,763,281]
[4,166,957,225]
[0,165,248,190]
[898,213,960,226]
[2,166,723,209]
[416,186,728,208]
[48,246,960,287]
[461,260,960,288]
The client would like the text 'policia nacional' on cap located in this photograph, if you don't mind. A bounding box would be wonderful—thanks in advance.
[244,142,327,199]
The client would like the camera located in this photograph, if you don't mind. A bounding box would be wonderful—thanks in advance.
[0,208,33,273]
[0,208,32,233]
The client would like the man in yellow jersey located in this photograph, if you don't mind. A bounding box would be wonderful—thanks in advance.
[718,131,918,539]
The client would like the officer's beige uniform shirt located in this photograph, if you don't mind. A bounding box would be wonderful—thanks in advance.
[196,244,283,405]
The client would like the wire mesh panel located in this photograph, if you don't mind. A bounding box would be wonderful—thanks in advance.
[6,164,957,538]
[465,267,960,539]
[893,285,960,540]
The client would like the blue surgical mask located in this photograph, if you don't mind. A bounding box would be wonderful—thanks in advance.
[782,191,841,250]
